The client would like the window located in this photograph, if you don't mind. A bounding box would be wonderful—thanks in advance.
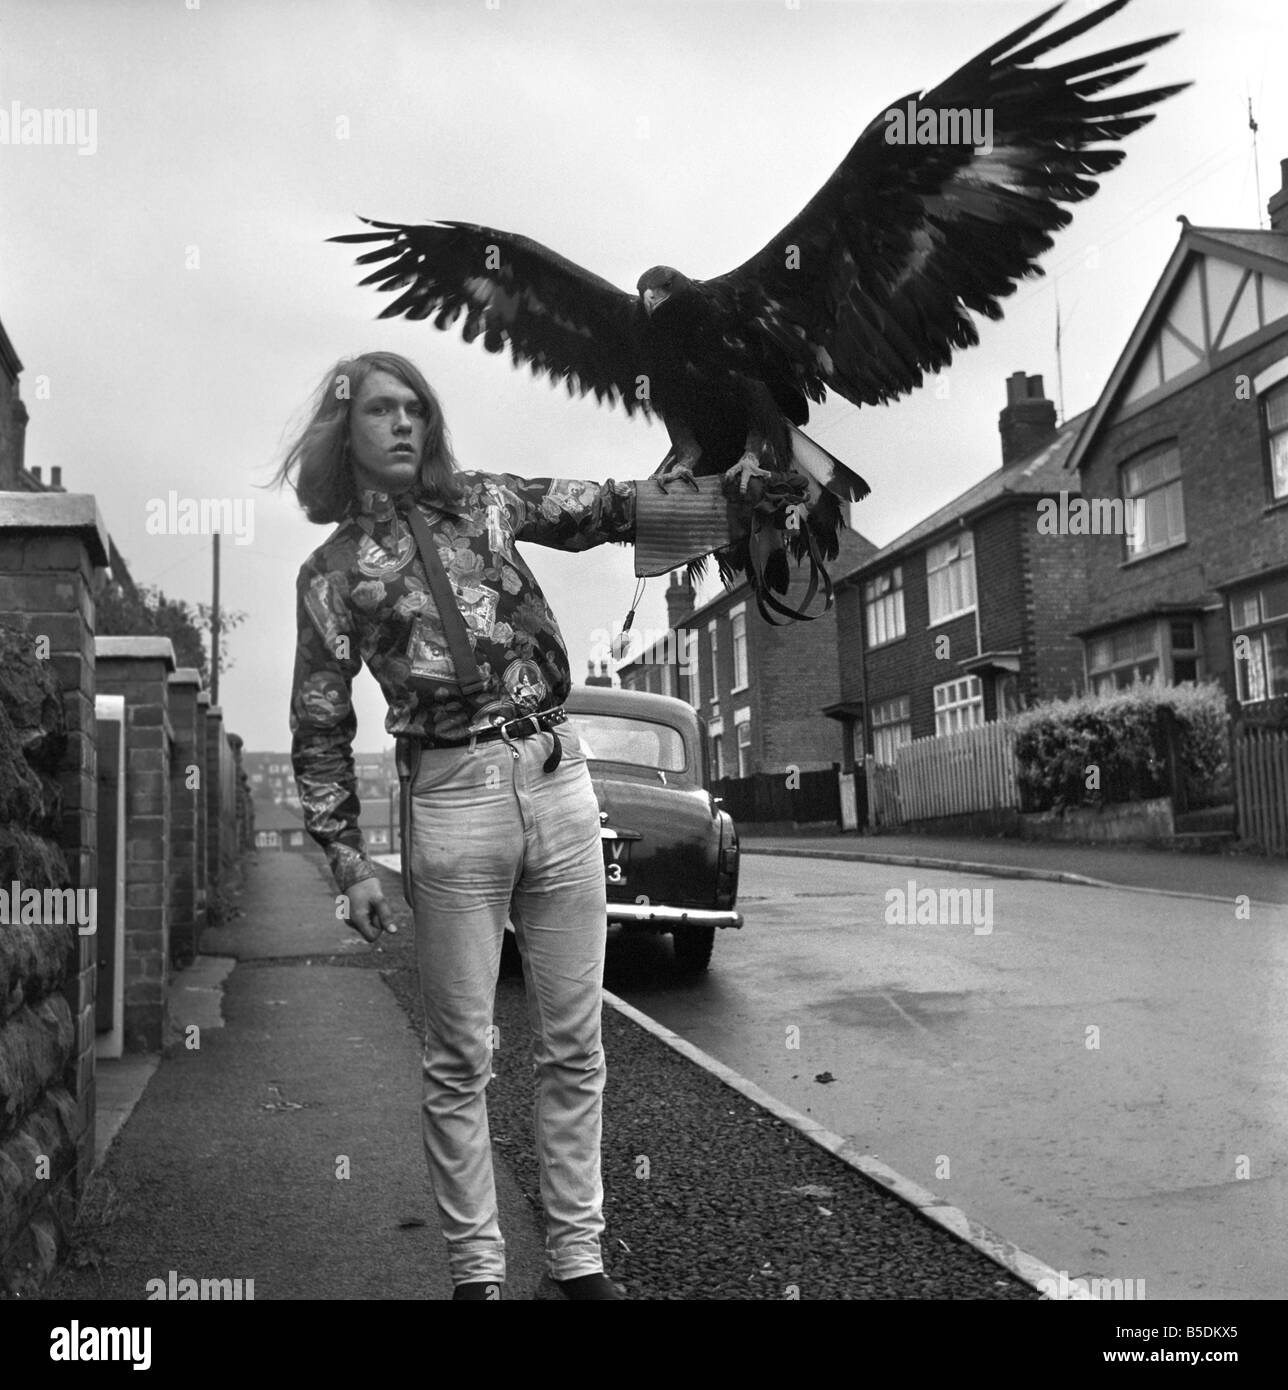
[736,719,751,778]
[686,628,700,708]
[862,566,905,647]
[708,620,719,704]
[926,533,976,625]
[1087,623,1161,694]
[1264,380,1288,502]
[1085,618,1202,695]
[1123,445,1185,558]
[731,605,748,690]
[933,676,984,735]
[1232,575,1288,704]
[871,695,912,765]
[563,712,689,772]
[1169,620,1201,685]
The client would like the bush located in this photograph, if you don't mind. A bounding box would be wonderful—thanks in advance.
[1014,682,1230,813]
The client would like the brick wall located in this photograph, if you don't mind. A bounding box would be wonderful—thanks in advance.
[1026,514,1091,702]
[623,527,875,774]
[835,581,864,708]
[95,638,176,1054]
[167,668,202,967]
[204,705,225,907]
[195,690,210,923]
[1078,323,1288,703]
[0,494,108,1295]
[861,534,979,742]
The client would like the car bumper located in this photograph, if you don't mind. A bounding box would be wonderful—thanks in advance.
[606,903,744,930]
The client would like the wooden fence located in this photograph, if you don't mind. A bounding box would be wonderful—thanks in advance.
[865,756,902,829]
[1233,724,1288,855]
[867,720,1020,828]
[711,767,842,825]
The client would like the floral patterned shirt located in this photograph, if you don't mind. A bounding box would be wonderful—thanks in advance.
[290,470,637,892]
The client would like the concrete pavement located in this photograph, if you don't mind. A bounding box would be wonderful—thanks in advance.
[47,848,548,1300]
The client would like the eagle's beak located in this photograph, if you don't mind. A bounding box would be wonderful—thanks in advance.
[642,287,668,314]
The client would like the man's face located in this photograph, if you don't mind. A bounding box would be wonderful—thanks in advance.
[349,369,429,495]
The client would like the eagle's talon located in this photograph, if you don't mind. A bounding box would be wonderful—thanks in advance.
[656,466,700,494]
[653,437,703,492]
[723,452,773,500]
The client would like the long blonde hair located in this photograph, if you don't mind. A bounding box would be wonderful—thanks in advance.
[273,351,464,523]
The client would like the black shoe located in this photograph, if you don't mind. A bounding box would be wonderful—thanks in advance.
[553,1272,624,1300]
[452,1280,503,1301]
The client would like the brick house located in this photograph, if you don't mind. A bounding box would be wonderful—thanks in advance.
[1062,162,1288,718]
[618,525,876,776]
[833,373,1091,769]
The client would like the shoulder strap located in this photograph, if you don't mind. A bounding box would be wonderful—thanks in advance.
[396,494,488,704]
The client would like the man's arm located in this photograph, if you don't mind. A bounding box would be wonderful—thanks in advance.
[289,557,375,895]
[498,474,636,551]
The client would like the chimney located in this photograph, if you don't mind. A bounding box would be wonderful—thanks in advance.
[50,465,62,489]
[1269,157,1288,234]
[999,371,1057,467]
[665,568,695,631]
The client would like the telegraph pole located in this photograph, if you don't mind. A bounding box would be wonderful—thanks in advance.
[211,533,221,704]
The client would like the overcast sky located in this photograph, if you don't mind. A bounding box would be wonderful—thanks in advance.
[2,0,1283,753]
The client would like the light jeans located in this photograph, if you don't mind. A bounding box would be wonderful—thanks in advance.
[405,727,608,1286]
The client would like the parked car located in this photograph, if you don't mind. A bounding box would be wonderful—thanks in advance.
[538,684,743,973]
[564,684,743,971]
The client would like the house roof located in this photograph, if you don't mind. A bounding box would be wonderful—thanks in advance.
[834,407,1090,584]
[1063,219,1288,477]
[1187,225,1288,266]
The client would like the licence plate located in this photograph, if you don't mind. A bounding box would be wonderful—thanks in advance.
[602,836,629,886]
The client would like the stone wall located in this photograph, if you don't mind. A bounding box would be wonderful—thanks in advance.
[0,493,107,1295]
[0,624,79,1296]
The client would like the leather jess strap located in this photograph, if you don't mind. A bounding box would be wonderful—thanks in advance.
[396,493,487,702]
[393,491,563,776]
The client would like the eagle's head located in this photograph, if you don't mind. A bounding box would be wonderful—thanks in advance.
[637,265,693,315]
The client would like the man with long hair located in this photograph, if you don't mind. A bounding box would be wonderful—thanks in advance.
[277,351,714,1300]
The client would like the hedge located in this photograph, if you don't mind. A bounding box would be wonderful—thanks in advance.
[1013,682,1229,813]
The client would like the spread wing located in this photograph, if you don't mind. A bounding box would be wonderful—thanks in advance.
[329,219,649,416]
[702,0,1188,410]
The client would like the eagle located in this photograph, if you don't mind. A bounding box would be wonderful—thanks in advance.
[331,0,1184,621]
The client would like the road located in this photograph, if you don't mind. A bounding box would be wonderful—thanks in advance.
[606,854,1288,1301]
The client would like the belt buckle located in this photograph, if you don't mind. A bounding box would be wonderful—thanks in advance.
[503,712,538,740]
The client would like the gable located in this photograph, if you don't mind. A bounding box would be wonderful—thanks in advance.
[1120,251,1288,408]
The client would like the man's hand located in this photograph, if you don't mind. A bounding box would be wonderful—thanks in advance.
[345,877,397,944]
